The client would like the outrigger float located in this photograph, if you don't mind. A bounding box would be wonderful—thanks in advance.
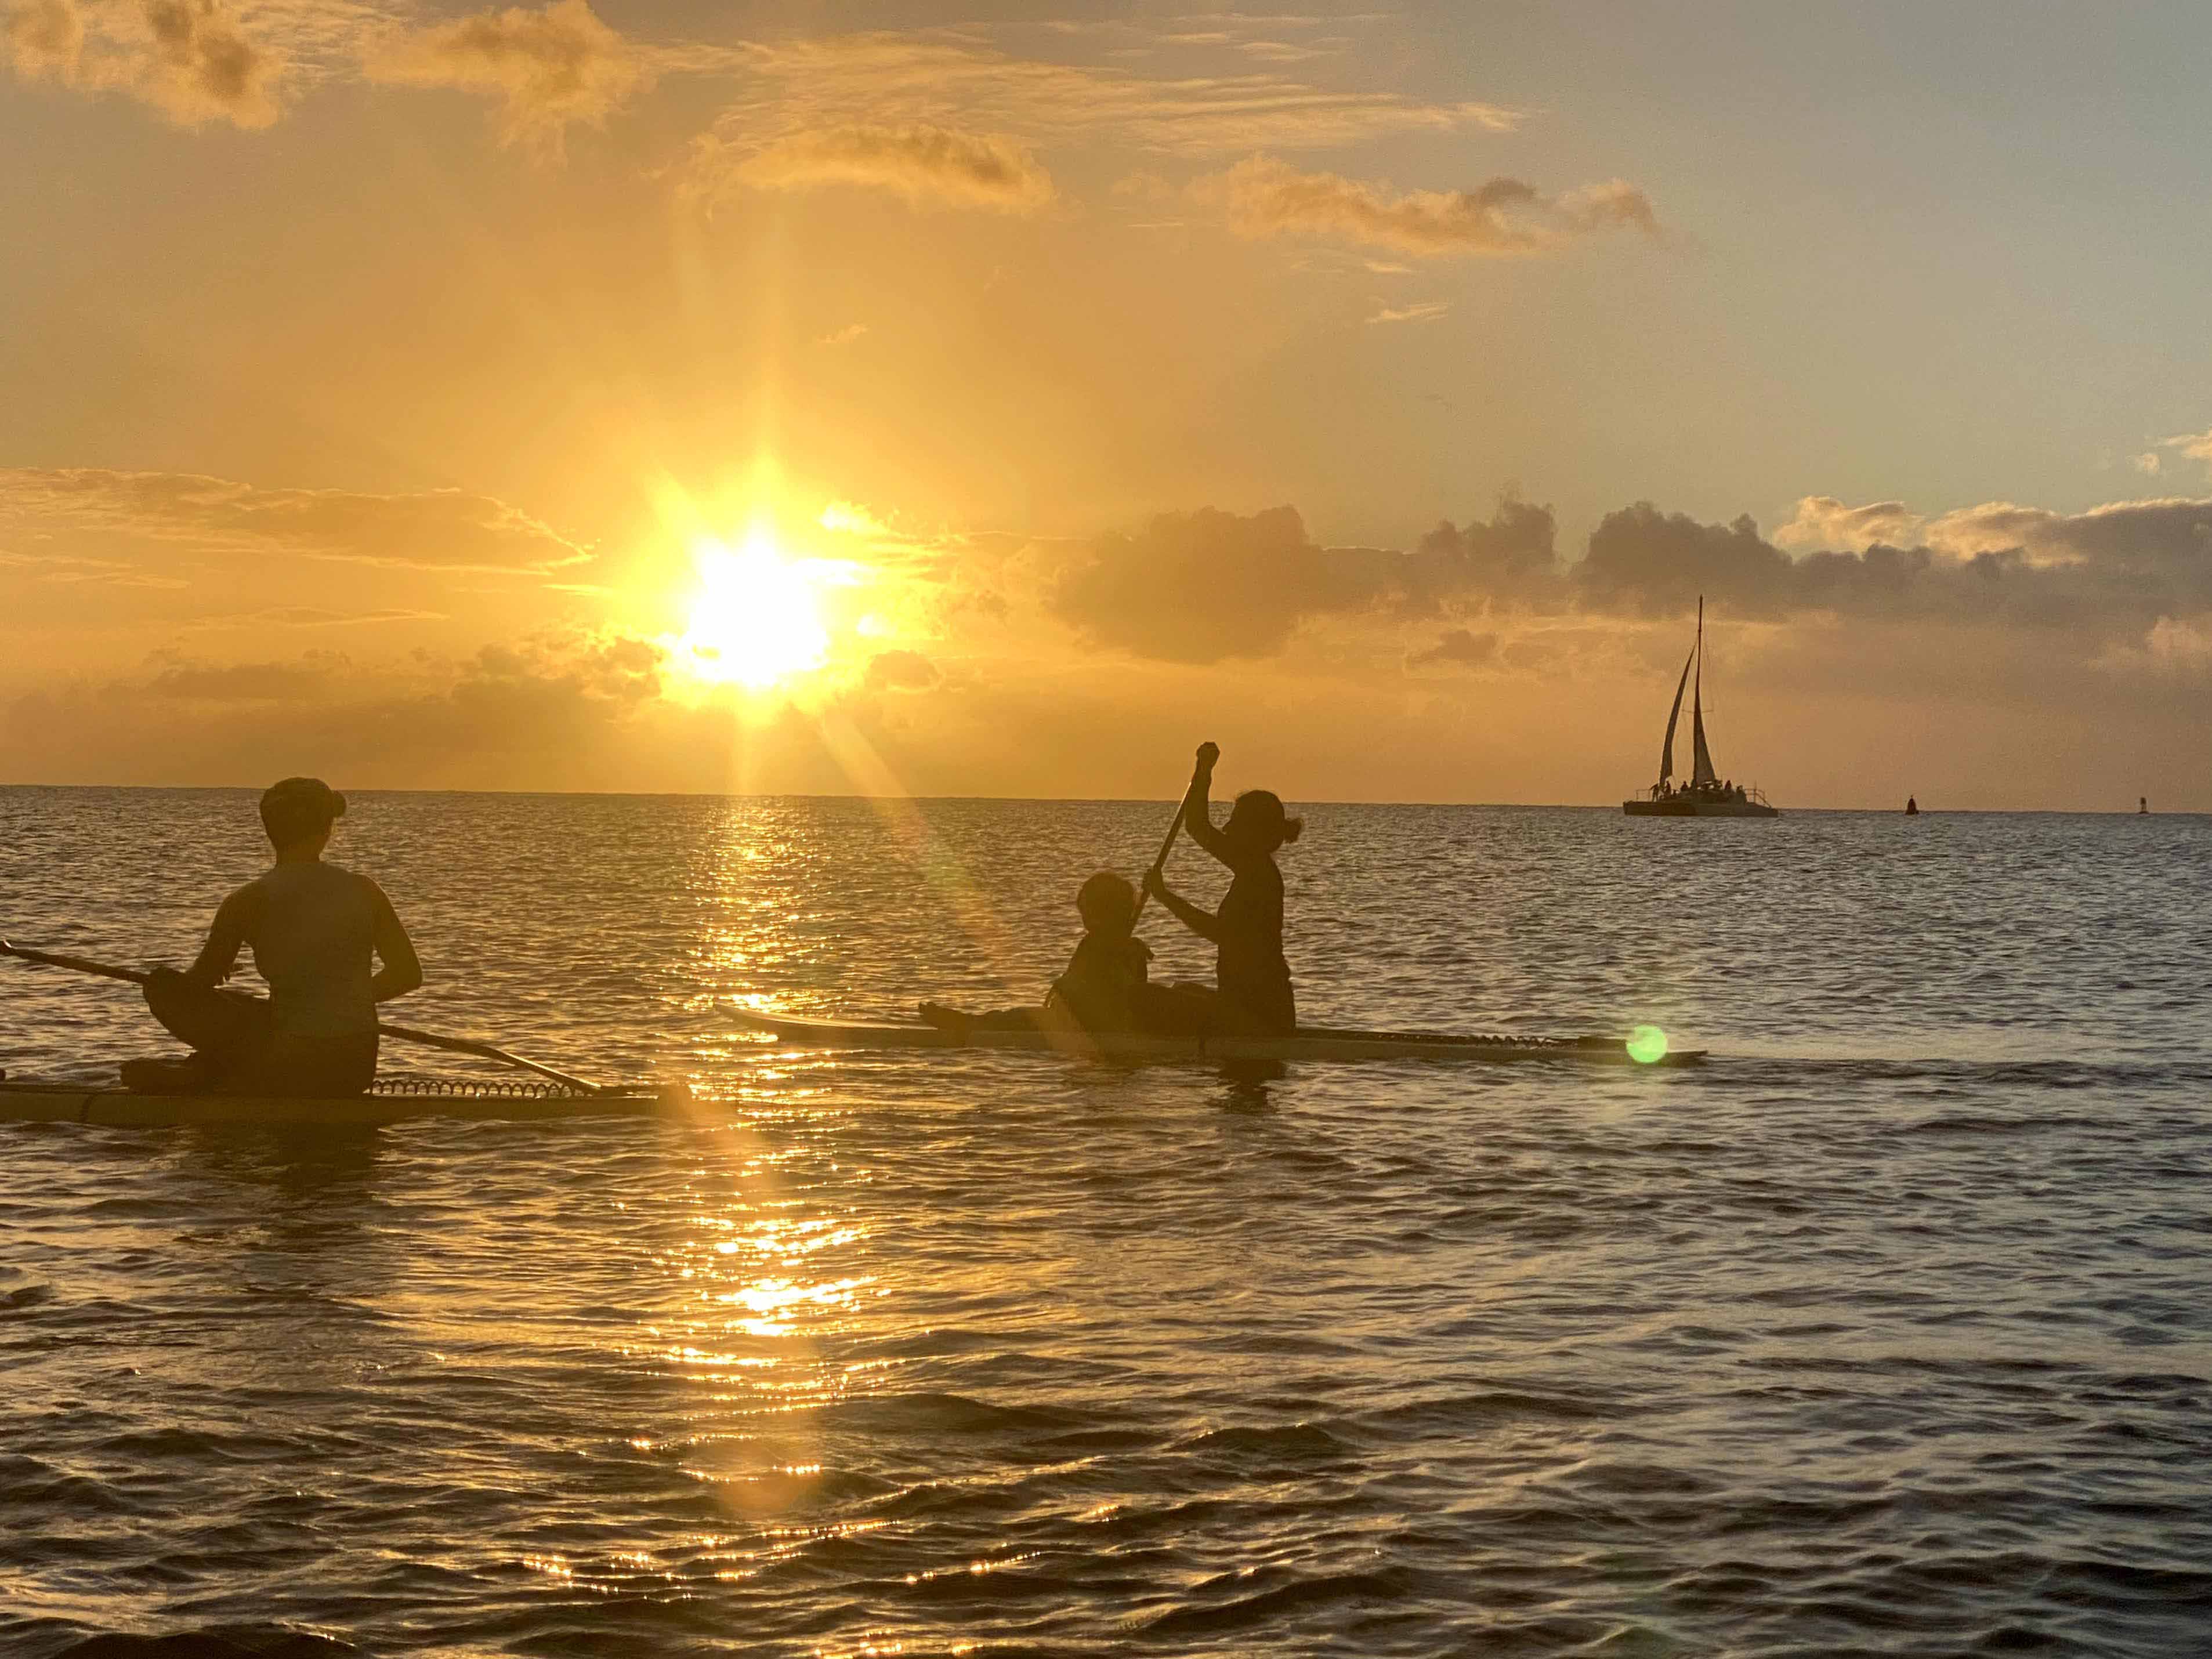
[732,1010,1700,1067]
[0,1078,690,1128]
[0,937,687,1128]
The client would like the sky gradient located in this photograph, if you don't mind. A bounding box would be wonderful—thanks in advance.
[5,0,2209,809]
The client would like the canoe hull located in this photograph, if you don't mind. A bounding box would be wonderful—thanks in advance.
[1623,797,1779,817]
[731,1010,1701,1067]
[0,1080,691,1128]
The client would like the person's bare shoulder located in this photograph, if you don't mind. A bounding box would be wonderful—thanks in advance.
[343,868,409,925]
[225,870,276,912]
[212,872,274,940]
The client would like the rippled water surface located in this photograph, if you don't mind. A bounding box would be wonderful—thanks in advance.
[3,787,2209,1657]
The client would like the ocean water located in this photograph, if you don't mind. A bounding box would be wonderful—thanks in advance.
[2,786,2209,1657]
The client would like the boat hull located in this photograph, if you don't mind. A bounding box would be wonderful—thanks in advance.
[1623,798,1779,817]
[732,1010,1701,1067]
[0,1080,690,1128]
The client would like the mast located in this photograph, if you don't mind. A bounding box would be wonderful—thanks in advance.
[1690,595,1718,786]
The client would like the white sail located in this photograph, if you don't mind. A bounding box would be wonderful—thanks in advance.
[1658,649,1693,785]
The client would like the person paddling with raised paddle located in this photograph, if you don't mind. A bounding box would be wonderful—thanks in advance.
[1142,742,1301,1037]
[122,778,423,1096]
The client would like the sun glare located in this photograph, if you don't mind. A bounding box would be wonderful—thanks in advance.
[672,533,831,690]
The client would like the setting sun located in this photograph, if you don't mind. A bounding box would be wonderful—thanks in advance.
[671,533,831,690]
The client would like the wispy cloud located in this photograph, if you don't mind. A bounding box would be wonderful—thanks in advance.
[697,122,1055,213]
[817,321,870,347]
[682,30,1518,157]
[0,545,189,588]
[0,468,589,572]
[864,649,941,691]
[1368,299,1449,324]
[363,0,644,154]
[5,0,282,128]
[187,605,446,629]
[2152,426,2212,478]
[1201,157,1659,256]
[1409,626,1497,669]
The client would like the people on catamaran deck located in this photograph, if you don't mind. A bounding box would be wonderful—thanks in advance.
[921,871,1157,1036]
[1142,742,1301,1037]
[121,778,422,1096]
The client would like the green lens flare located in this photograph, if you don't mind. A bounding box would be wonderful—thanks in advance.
[1626,1025,1670,1065]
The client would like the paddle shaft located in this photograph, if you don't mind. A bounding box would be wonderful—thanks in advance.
[0,939,602,1093]
[1131,784,1191,921]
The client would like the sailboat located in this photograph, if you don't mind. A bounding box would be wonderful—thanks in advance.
[1623,597,1779,817]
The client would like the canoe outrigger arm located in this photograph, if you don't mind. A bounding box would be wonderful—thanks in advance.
[1,937,609,1095]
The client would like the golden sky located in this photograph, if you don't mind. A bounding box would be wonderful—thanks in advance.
[4,1,2209,808]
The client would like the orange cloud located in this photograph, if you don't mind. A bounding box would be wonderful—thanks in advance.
[1201,157,1659,257]
[705,122,1055,212]
[1773,495,1926,552]
[5,0,280,128]
[364,0,643,154]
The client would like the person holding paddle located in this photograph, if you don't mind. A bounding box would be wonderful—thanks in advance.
[122,778,422,1096]
[1142,742,1301,1037]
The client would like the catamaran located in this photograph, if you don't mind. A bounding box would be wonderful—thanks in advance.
[1624,597,1779,818]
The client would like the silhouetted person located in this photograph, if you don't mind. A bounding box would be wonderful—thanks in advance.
[123,778,422,1096]
[922,870,1156,1035]
[2141,796,2149,814]
[1143,742,1300,1036]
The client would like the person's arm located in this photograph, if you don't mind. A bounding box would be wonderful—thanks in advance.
[368,881,423,1003]
[181,891,249,988]
[1176,742,1238,869]
[1142,867,1221,943]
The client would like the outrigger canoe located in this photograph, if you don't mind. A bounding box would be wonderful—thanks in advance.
[733,1010,1702,1067]
[0,1078,691,1128]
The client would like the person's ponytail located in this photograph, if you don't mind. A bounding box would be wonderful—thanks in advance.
[1280,817,1304,846]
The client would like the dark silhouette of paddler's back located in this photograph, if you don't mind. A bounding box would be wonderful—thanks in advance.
[123,778,422,1097]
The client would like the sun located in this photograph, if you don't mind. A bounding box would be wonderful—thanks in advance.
[671,531,831,690]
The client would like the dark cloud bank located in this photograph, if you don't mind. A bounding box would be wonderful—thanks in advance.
[1048,497,2212,664]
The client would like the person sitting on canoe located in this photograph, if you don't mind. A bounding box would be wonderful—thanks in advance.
[1141,742,1299,1036]
[922,870,1156,1036]
[121,778,422,1096]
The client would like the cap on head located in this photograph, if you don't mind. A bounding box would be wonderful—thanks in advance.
[1076,869,1138,932]
[259,776,346,849]
[1227,788,1302,850]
